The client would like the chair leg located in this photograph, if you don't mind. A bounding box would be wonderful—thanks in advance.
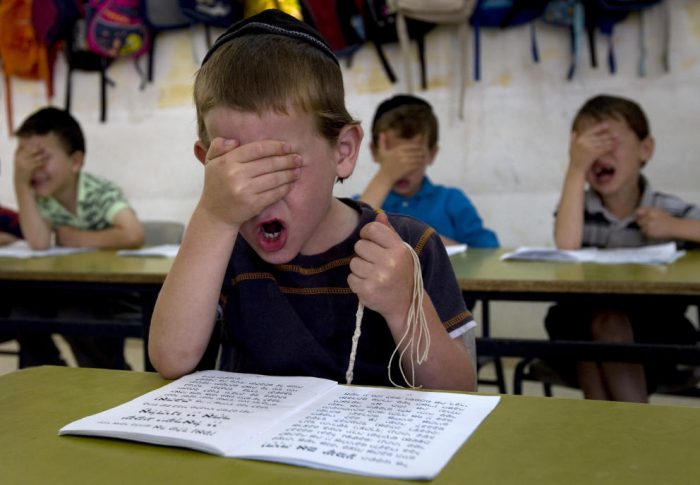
[493,356,507,394]
[513,357,532,395]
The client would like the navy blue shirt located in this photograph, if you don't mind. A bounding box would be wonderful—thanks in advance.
[217,199,473,386]
[0,206,22,238]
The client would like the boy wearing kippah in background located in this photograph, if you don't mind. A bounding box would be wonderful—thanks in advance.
[547,94,700,402]
[360,94,498,248]
[149,10,476,390]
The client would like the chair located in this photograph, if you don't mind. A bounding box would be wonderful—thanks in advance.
[141,221,185,246]
[394,0,475,119]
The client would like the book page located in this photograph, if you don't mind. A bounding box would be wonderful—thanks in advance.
[0,240,94,258]
[59,371,337,455]
[501,243,683,265]
[239,385,500,480]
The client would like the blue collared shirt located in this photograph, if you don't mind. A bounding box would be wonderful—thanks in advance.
[381,177,499,247]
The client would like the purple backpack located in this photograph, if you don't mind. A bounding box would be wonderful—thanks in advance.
[85,0,150,58]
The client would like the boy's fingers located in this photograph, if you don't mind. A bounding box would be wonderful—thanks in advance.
[205,137,240,162]
[375,211,392,229]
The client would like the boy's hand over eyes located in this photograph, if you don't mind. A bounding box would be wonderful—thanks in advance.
[376,133,428,183]
[348,212,415,327]
[14,144,46,189]
[200,137,302,228]
[569,122,617,174]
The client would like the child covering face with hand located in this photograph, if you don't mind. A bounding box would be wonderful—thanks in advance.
[148,10,476,392]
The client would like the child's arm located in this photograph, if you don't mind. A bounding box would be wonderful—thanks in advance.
[55,208,145,249]
[555,123,616,249]
[348,212,476,392]
[0,232,18,246]
[636,207,700,244]
[359,133,427,208]
[13,145,52,249]
[149,138,302,379]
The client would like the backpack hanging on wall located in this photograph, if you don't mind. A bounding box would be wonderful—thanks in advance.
[361,0,434,85]
[31,0,84,45]
[141,0,191,82]
[300,0,366,61]
[469,0,549,81]
[244,0,302,19]
[85,0,151,58]
[542,0,584,80]
[585,0,667,76]
[0,0,57,134]
[178,0,244,47]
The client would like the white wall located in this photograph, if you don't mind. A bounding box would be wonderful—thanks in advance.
[2,2,699,339]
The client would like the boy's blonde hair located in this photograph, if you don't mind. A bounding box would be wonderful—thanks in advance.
[194,34,357,145]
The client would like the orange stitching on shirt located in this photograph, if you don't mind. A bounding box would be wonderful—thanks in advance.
[274,257,353,275]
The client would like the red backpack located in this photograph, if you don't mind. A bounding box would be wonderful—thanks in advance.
[0,0,56,133]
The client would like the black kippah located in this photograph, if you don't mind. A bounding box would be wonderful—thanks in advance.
[201,9,339,67]
[371,94,432,133]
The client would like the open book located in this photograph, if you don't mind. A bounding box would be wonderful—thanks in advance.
[60,370,499,480]
[501,242,685,265]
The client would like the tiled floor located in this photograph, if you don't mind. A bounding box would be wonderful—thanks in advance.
[1,337,698,408]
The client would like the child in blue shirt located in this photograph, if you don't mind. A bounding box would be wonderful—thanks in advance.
[360,94,498,248]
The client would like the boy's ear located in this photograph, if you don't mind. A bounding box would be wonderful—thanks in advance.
[335,124,363,179]
[427,144,439,166]
[70,151,85,173]
[194,140,208,165]
[640,135,655,167]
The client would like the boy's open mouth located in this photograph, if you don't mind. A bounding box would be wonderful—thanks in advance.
[256,218,288,253]
[262,220,283,240]
[591,162,615,183]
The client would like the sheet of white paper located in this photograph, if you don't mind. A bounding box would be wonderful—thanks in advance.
[240,386,500,480]
[446,244,468,256]
[0,240,94,259]
[59,371,338,455]
[117,244,180,258]
[501,242,684,265]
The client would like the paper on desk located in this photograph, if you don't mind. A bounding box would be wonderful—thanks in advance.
[446,244,468,256]
[0,240,94,258]
[501,242,685,265]
[117,244,180,258]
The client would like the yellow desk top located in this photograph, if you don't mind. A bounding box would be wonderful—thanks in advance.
[0,250,173,284]
[1,366,698,484]
[451,248,700,296]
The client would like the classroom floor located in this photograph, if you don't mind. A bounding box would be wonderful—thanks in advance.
[1,337,698,408]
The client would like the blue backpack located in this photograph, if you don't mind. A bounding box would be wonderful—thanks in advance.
[469,0,549,81]
[542,0,585,80]
[585,0,666,76]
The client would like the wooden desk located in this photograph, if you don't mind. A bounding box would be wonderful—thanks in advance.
[451,249,700,365]
[1,366,697,484]
[0,251,173,366]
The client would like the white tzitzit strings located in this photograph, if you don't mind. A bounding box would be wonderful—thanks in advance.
[345,242,430,388]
